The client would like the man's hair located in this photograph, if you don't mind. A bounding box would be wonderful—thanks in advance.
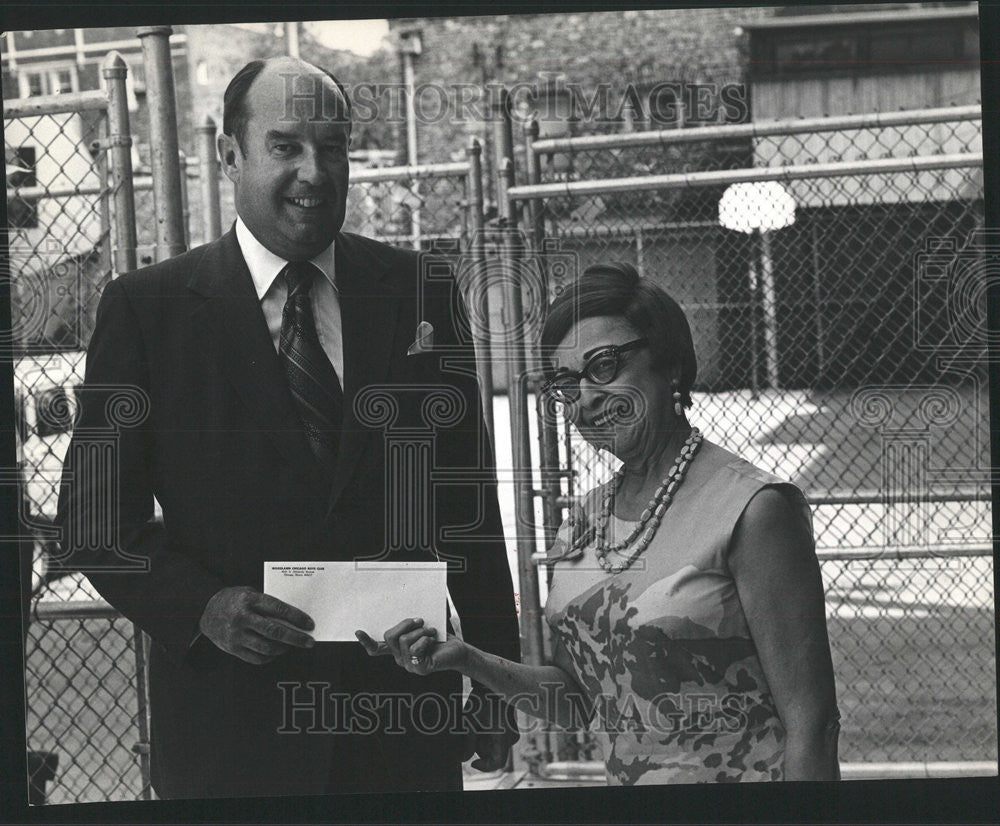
[222,59,352,152]
[540,262,698,408]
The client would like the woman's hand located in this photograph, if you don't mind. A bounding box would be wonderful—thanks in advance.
[355,618,469,676]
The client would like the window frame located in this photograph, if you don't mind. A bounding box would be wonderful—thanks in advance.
[16,61,79,97]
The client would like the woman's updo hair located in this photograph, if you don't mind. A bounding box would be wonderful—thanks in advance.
[540,262,697,408]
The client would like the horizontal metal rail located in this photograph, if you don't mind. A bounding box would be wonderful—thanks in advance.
[548,488,992,509]
[534,543,992,565]
[33,599,118,621]
[808,488,993,505]
[351,161,468,183]
[532,759,998,782]
[546,219,720,238]
[3,90,110,118]
[507,152,982,200]
[813,543,993,561]
[529,105,982,155]
[361,232,463,245]
[8,167,467,201]
[741,5,979,30]
[7,178,153,200]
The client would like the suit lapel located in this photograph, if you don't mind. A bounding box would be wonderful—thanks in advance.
[327,232,402,515]
[187,229,322,480]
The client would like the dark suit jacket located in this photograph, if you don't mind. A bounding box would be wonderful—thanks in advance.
[56,229,520,798]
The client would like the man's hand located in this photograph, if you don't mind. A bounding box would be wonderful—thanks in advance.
[199,586,315,665]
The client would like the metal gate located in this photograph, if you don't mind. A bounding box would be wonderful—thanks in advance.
[495,104,994,776]
[6,52,148,803]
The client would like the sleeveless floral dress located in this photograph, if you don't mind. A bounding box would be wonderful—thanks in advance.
[544,439,809,784]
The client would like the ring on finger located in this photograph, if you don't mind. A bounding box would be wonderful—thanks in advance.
[410,654,423,665]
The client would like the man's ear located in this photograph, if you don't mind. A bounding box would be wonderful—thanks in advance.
[217,132,241,184]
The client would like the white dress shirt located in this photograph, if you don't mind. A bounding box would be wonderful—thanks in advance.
[235,217,344,388]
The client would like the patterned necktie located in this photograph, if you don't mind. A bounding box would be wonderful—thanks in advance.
[279,260,343,465]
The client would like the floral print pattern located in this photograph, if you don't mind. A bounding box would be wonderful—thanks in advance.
[544,441,793,785]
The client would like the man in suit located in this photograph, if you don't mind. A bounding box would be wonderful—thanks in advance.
[56,56,520,799]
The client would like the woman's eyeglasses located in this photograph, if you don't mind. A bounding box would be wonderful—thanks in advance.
[542,338,648,403]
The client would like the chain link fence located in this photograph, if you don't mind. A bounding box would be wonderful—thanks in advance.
[516,106,993,768]
[6,46,995,802]
[23,607,150,804]
[5,74,151,804]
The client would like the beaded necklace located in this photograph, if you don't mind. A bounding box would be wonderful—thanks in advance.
[594,427,703,574]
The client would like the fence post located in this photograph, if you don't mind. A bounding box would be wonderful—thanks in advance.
[523,116,564,551]
[131,626,153,800]
[492,87,516,195]
[496,155,549,767]
[465,138,496,445]
[748,251,760,397]
[758,229,781,389]
[523,119,545,248]
[810,217,826,383]
[101,52,137,275]
[93,117,113,286]
[137,26,186,261]
[178,150,190,248]
[524,114,576,765]
[400,33,422,248]
[197,116,222,241]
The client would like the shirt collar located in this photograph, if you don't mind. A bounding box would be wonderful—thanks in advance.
[235,216,337,300]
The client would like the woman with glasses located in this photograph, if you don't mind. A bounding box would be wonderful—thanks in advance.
[360,262,840,784]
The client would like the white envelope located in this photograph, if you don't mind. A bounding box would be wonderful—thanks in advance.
[263,561,448,642]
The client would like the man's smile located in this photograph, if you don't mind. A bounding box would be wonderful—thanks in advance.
[285,196,326,210]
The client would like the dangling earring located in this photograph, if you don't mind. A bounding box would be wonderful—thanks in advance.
[672,380,683,418]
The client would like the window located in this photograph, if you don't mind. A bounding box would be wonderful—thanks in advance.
[53,68,74,95]
[6,146,38,229]
[26,72,44,97]
[18,63,78,97]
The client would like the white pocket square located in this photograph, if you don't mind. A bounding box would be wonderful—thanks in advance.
[407,321,435,355]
